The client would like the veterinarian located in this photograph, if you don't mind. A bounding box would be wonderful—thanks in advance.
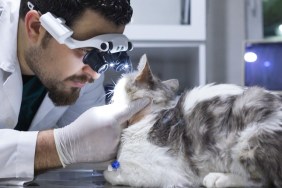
[0,0,149,185]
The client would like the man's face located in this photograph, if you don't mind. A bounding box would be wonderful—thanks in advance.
[24,10,125,106]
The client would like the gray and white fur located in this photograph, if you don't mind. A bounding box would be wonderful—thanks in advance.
[104,54,282,187]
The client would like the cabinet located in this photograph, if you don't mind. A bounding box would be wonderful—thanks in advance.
[125,0,206,41]
[105,0,206,92]
[127,42,206,92]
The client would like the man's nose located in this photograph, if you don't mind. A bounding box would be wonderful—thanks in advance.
[82,65,101,80]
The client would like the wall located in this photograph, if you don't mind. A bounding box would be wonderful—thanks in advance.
[129,0,249,86]
[130,0,181,25]
[206,0,247,85]
[107,0,250,87]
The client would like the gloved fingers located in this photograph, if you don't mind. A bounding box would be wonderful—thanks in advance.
[53,99,152,166]
[115,97,151,124]
[128,97,152,117]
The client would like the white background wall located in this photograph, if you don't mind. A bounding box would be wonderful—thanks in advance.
[130,0,181,25]
[207,0,263,85]
[122,0,262,87]
[206,0,246,85]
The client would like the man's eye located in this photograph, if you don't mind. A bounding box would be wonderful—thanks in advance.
[79,48,92,54]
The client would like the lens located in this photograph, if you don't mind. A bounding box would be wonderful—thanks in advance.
[83,50,133,74]
[83,49,109,74]
[97,63,109,74]
[105,52,132,72]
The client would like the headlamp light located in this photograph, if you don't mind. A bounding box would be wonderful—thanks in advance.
[28,2,133,74]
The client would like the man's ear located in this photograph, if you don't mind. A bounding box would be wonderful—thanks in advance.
[24,10,43,43]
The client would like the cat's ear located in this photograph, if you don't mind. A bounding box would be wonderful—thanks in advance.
[137,54,149,71]
[135,54,154,85]
[162,79,179,92]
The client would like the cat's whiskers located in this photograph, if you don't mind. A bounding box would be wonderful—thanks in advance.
[104,80,117,104]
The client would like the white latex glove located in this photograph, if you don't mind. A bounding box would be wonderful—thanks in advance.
[54,98,150,167]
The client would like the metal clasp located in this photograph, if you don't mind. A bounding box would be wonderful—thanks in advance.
[27,2,34,10]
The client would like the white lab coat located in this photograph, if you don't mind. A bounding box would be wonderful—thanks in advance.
[0,0,106,185]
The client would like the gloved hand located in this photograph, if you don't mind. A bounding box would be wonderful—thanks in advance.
[53,98,150,167]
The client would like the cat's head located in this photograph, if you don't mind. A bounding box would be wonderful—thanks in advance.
[111,54,179,110]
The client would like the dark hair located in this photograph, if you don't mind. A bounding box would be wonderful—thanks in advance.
[19,0,133,27]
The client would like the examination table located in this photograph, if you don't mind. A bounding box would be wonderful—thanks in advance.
[30,162,120,187]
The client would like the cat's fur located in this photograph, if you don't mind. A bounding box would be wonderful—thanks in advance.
[103,54,282,187]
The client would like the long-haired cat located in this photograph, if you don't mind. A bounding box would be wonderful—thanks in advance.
[103,54,282,187]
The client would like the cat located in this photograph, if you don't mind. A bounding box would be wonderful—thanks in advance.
[103,54,282,187]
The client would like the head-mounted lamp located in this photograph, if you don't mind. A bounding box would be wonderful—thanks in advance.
[28,2,133,74]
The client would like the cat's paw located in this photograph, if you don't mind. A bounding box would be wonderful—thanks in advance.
[203,173,238,188]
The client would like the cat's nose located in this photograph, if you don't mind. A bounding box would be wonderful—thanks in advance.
[82,65,101,80]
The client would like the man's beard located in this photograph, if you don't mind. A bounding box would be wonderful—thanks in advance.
[24,41,84,106]
[47,74,93,106]
[47,83,80,106]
